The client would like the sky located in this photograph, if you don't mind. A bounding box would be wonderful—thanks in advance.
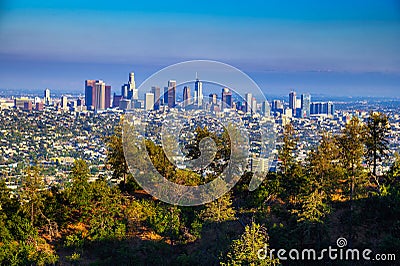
[0,0,399,97]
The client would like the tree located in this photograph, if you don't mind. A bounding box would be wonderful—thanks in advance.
[278,123,304,205]
[200,192,236,223]
[106,119,139,191]
[19,166,45,226]
[365,111,390,194]
[278,123,297,175]
[223,222,279,265]
[336,116,367,201]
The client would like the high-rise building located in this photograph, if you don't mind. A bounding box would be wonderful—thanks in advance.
[167,80,176,108]
[301,93,311,118]
[61,96,68,110]
[272,100,283,111]
[151,86,161,110]
[85,80,96,110]
[85,80,111,110]
[121,84,129,99]
[209,93,218,104]
[44,88,51,105]
[129,72,138,100]
[121,72,137,99]
[310,101,335,116]
[23,101,33,111]
[252,97,257,114]
[245,93,253,113]
[105,85,111,109]
[194,78,203,107]
[289,91,296,110]
[95,81,106,110]
[221,88,232,111]
[145,92,155,111]
[262,101,271,117]
[112,93,122,108]
[183,86,191,107]
[164,87,168,105]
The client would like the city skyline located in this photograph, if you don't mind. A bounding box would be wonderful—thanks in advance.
[0,1,399,96]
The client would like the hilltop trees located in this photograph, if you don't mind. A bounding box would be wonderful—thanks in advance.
[365,111,390,194]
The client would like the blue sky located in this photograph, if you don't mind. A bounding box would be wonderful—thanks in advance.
[0,0,399,96]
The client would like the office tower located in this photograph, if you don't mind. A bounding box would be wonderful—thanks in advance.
[245,93,253,113]
[44,88,51,105]
[77,98,84,106]
[61,96,68,110]
[151,86,161,110]
[36,102,44,111]
[113,93,122,108]
[105,85,111,109]
[167,80,176,108]
[272,99,283,111]
[289,91,296,110]
[164,87,169,105]
[301,93,311,118]
[145,92,155,111]
[23,101,33,111]
[95,80,106,110]
[310,101,335,116]
[85,80,96,109]
[209,93,218,104]
[262,101,271,117]
[121,72,137,99]
[183,86,191,107]
[194,77,203,107]
[121,84,129,98]
[221,88,232,111]
[252,97,257,113]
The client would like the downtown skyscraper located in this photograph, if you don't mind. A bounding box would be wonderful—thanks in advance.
[85,80,111,111]
[183,86,191,107]
[167,80,176,108]
[194,77,203,108]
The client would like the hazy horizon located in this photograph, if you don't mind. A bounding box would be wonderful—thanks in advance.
[0,0,399,97]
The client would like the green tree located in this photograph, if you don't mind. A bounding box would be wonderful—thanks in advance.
[336,116,367,201]
[200,192,236,223]
[223,222,279,266]
[106,120,139,191]
[365,111,390,194]
[278,123,304,205]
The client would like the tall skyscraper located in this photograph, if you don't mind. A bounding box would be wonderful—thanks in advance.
[221,88,232,111]
[310,101,335,116]
[121,72,137,99]
[183,86,191,107]
[95,80,106,110]
[262,101,271,117]
[61,96,68,110]
[44,88,51,105]
[164,87,168,105]
[209,93,218,104]
[252,97,257,114]
[245,93,253,113]
[301,93,311,118]
[85,80,96,110]
[129,72,138,100]
[145,92,155,111]
[105,85,111,109]
[167,80,176,108]
[151,86,161,110]
[121,84,129,98]
[289,91,297,110]
[85,80,111,110]
[194,77,203,107]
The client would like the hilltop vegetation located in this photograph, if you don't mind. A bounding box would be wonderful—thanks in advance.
[0,112,399,265]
